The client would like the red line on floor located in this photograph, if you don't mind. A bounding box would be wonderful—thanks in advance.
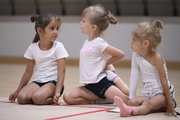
[0,100,115,120]
[45,107,114,120]
[64,105,113,109]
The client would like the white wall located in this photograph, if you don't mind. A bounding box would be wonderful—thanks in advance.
[0,16,180,62]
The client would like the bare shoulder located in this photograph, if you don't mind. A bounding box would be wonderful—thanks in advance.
[153,53,164,67]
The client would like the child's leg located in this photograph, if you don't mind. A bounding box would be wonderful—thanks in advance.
[106,70,129,96]
[106,70,119,82]
[114,94,166,117]
[31,82,56,105]
[104,85,129,105]
[128,96,150,106]
[17,82,40,104]
[63,86,100,105]
[137,94,166,115]
[114,96,138,117]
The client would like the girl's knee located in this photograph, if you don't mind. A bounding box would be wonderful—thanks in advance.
[63,92,76,105]
[17,93,29,104]
[63,93,71,104]
[32,93,44,104]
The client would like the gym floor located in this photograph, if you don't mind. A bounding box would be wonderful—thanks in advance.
[0,63,180,120]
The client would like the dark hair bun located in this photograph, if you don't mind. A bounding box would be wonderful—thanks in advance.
[30,14,39,23]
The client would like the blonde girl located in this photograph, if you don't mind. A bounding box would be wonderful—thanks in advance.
[63,5,129,105]
[114,20,177,117]
[9,13,69,105]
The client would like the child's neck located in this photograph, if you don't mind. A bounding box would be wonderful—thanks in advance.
[88,34,98,41]
[139,49,148,55]
[139,51,155,59]
[39,40,53,50]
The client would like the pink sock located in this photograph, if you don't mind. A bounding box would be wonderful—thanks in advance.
[114,96,138,117]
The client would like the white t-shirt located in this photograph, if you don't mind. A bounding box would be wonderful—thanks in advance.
[129,52,170,99]
[24,41,69,83]
[79,37,110,84]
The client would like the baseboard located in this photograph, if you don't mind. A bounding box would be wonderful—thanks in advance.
[0,56,180,70]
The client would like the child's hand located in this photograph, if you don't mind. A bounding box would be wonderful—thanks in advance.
[53,92,61,105]
[165,105,177,117]
[107,64,116,73]
[9,91,18,102]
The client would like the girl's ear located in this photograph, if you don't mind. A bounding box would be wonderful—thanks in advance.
[37,27,43,35]
[92,24,97,31]
[143,40,150,47]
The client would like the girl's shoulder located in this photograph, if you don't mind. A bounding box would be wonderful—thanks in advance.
[90,37,104,42]
[87,37,107,45]
[95,37,104,41]
[94,37,107,44]
[153,53,164,66]
[54,40,62,45]
[132,52,140,57]
[28,42,38,49]
[53,41,64,47]
[154,53,163,61]
[30,42,38,45]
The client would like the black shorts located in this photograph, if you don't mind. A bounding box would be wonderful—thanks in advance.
[85,77,115,99]
[33,81,64,95]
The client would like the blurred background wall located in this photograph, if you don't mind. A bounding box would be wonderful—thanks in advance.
[0,0,180,68]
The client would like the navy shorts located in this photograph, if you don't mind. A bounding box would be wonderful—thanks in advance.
[85,77,115,99]
[33,81,64,95]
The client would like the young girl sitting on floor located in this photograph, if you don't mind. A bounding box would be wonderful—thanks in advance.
[114,20,177,117]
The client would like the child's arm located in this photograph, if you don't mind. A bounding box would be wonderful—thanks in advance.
[155,55,176,117]
[53,58,66,105]
[129,53,139,99]
[9,59,35,102]
[103,45,125,66]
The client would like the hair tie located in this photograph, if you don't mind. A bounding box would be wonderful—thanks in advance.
[107,11,113,19]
